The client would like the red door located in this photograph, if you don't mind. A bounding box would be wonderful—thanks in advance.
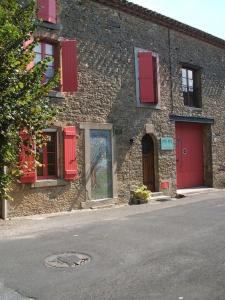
[176,123,204,189]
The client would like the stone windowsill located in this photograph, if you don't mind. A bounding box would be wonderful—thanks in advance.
[48,90,65,100]
[137,103,161,110]
[31,179,67,188]
[38,22,62,31]
[185,106,202,112]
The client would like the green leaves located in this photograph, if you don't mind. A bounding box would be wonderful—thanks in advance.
[0,0,59,200]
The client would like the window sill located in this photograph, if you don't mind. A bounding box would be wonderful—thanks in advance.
[31,179,67,188]
[48,90,65,100]
[38,21,62,31]
[137,103,161,110]
[184,106,202,112]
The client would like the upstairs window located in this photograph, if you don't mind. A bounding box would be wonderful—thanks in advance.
[135,48,159,107]
[182,67,201,108]
[34,42,55,82]
[37,0,57,24]
[33,40,78,92]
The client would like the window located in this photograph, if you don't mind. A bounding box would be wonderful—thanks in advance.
[19,127,78,184]
[182,67,201,107]
[34,42,55,82]
[135,48,159,107]
[33,40,78,92]
[37,131,57,179]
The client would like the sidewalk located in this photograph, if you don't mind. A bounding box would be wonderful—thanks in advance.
[0,190,224,240]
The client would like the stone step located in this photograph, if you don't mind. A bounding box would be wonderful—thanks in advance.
[81,199,116,210]
[151,192,164,197]
[150,195,172,202]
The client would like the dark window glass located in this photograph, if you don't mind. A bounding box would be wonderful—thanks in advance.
[181,67,201,107]
[37,132,57,179]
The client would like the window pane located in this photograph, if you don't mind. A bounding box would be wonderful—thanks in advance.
[34,53,42,64]
[189,79,193,91]
[47,153,56,164]
[90,130,113,200]
[37,132,57,178]
[34,44,41,54]
[45,44,53,55]
[45,67,54,80]
[182,68,187,78]
[188,70,193,79]
[47,132,57,176]
[47,56,54,66]
[48,164,56,176]
[182,85,188,92]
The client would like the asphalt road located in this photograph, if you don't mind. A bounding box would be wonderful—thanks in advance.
[0,191,225,300]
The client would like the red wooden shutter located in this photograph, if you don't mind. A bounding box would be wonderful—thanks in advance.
[60,40,78,93]
[138,51,156,103]
[19,131,37,184]
[23,37,35,70]
[37,0,56,24]
[64,126,78,180]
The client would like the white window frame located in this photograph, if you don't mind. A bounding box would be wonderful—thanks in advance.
[134,47,161,109]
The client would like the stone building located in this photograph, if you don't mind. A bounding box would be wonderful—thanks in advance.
[3,0,225,218]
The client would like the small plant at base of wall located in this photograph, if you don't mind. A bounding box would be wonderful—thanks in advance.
[129,185,151,205]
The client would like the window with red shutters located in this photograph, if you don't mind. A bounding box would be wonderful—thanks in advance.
[37,0,57,24]
[37,132,58,179]
[136,49,159,105]
[33,40,78,93]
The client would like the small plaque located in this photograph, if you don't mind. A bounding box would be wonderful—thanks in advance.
[160,137,174,150]
[145,123,154,134]
[113,127,123,135]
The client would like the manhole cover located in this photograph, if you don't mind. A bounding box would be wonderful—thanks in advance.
[45,252,91,269]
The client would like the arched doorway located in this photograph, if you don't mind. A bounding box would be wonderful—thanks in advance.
[142,134,155,192]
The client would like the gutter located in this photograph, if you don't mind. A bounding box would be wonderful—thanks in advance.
[2,199,8,220]
[1,166,8,220]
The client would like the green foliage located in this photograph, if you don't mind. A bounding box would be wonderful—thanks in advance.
[130,185,151,205]
[0,0,59,200]
[133,185,151,200]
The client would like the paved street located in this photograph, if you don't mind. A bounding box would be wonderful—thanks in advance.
[0,191,225,300]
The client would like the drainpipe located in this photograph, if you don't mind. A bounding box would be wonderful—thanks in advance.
[1,166,8,220]
[168,28,174,114]
[2,199,7,220]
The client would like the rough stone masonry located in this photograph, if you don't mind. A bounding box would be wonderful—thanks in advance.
[8,0,225,217]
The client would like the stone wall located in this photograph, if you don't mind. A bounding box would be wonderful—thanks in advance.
[8,0,225,217]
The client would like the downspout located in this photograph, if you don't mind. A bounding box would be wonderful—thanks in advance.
[168,28,174,114]
[1,166,8,220]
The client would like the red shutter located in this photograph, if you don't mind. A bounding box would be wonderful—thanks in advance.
[64,126,78,181]
[19,131,37,184]
[60,40,78,93]
[37,0,56,24]
[138,51,155,103]
[23,37,35,70]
